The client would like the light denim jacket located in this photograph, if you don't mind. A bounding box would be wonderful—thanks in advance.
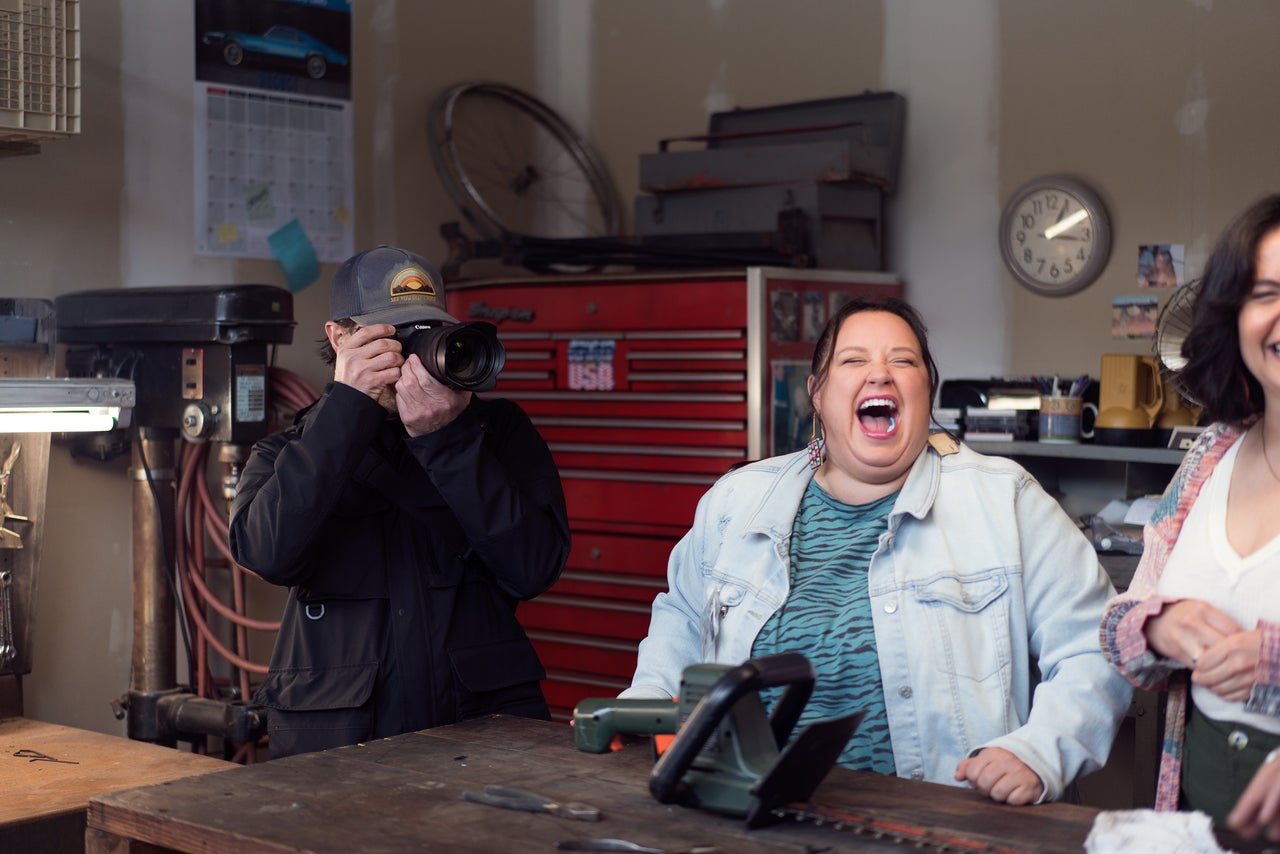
[621,439,1133,802]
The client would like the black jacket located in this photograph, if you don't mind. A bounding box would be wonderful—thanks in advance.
[229,382,569,757]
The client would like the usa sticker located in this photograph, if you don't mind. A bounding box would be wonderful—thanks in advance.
[568,339,616,391]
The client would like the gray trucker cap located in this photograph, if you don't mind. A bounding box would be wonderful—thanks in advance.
[329,245,458,326]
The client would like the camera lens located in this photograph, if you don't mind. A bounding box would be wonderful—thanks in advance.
[439,324,501,388]
[397,321,506,392]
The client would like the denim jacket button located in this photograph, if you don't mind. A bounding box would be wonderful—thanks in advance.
[910,769,924,780]
[884,600,898,614]
[898,685,912,698]
[1228,729,1249,751]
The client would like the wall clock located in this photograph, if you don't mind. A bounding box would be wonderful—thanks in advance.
[999,175,1112,296]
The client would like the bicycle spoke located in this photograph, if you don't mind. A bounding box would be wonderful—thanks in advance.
[428,81,620,241]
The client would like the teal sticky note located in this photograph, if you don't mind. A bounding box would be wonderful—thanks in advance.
[268,219,320,293]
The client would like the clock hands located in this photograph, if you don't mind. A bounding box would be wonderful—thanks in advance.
[1048,200,1084,238]
[1043,208,1090,240]
[1034,199,1073,239]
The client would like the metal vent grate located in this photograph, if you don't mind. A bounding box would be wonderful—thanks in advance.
[0,0,79,143]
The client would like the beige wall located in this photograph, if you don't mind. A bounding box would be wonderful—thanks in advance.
[589,0,884,235]
[9,0,1280,733]
[1001,0,1280,377]
[18,0,539,733]
[15,1,132,732]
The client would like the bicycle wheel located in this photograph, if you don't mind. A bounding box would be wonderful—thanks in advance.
[428,81,623,242]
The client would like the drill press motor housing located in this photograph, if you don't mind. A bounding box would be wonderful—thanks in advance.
[55,285,295,446]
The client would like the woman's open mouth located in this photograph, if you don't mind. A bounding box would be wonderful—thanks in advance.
[858,397,899,437]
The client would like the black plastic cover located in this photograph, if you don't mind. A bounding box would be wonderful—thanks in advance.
[55,285,295,345]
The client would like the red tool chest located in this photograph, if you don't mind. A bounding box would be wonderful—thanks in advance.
[448,267,901,719]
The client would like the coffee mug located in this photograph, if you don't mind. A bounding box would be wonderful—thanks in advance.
[1039,395,1098,443]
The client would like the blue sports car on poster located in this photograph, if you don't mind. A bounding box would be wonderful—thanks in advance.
[202,25,348,80]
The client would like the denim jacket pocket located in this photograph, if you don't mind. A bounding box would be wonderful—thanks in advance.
[913,570,1011,683]
[699,581,748,661]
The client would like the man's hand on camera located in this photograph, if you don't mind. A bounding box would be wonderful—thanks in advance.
[333,323,404,402]
[396,353,471,437]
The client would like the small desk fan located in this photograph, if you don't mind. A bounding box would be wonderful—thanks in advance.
[1153,280,1203,441]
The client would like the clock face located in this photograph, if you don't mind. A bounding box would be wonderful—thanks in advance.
[1000,176,1111,296]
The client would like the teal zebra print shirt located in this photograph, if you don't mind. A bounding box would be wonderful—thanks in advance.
[751,477,897,775]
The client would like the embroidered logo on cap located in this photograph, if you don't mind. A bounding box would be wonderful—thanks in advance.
[388,266,438,301]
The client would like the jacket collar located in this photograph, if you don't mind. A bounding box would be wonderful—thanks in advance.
[892,441,943,525]
[741,451,812,538]
[743,436,953,538]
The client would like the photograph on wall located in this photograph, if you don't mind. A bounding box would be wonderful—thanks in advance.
[801,291,826,343]
[1111,295,1159,339]
[827,289,850,317]
[1136,244,1184,289]
[193,0,354,266]
[771,360,812,456]
[770,290,800,344]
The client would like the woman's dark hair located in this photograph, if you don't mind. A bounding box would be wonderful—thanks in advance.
[1179,194,1280,423]
[317,318,357,366]
[809,296,940,406]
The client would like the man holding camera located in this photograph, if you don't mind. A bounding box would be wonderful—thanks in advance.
[230,245,569,758]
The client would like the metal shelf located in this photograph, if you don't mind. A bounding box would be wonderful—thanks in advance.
[963,438,1184,527]
[964,440,1185,466]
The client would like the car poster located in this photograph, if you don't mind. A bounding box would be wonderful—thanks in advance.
[193,0,354,275]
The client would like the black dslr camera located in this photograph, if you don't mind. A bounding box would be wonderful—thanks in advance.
[394,321,506,392]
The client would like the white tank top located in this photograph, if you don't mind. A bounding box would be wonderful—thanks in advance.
[1156,434,1280,733]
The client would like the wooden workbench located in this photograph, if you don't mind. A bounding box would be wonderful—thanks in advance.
[84,715,1276,853]
[84,714,1089,853]
[0,716,231,852]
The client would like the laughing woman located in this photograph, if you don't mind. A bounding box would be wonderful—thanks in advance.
[1101,195,1280,826]
[621,296,1132,805]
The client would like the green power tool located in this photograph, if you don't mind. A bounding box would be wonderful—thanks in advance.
[572,697,680,755]
[573,652,862,828]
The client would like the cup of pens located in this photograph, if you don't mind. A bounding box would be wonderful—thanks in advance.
[1037,375,1097,443]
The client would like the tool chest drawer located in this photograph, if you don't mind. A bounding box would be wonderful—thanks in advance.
[560,475,714,529]
[452,268,900,719]
[529,634,644,682]
[565,530,678,580]
[519,594,654,639]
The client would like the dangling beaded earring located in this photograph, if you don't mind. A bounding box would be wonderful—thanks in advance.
[806,412,825,470]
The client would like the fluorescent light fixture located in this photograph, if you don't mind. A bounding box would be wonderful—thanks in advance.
[0,378,135,433]
[1043,209,1089,240]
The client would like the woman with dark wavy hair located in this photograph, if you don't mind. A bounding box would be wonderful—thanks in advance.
[1179,197,1280,422]
[1101,195,1280,825]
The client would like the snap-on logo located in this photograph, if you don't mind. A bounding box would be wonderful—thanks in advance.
[468,301,535,323]
[389,266,438,301]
